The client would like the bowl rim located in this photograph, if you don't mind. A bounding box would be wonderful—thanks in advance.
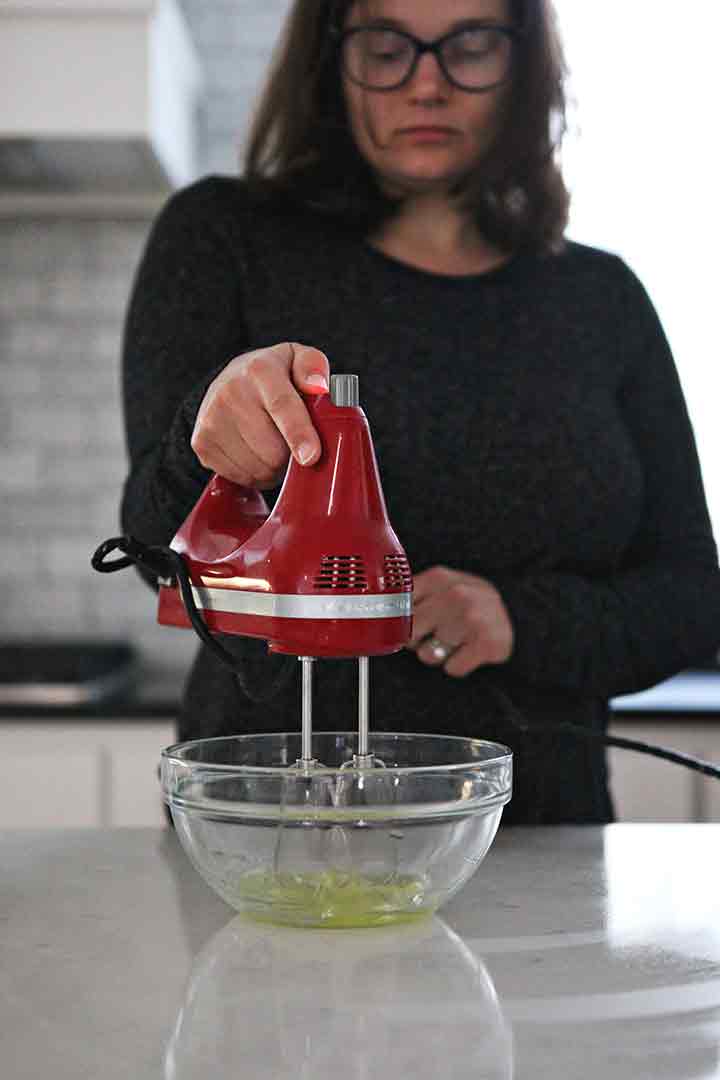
[160,730,513,776]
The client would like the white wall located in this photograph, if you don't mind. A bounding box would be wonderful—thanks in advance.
[554,0,720,533]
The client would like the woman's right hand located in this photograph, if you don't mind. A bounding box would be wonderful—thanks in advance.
[191,342,330,489]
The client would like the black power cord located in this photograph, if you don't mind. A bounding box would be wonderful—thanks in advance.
[477,676,720,780]
[506,706,720,780]
[91,536,296,703]
[92,534,720,781]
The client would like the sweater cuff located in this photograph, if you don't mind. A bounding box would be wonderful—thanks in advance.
[172,362,227,487]
[138,363,227,543]
[483,572,552,686]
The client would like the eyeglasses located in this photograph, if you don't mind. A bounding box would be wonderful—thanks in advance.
[336,24,520,94]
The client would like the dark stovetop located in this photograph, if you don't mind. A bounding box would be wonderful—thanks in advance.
[0,642,182,719]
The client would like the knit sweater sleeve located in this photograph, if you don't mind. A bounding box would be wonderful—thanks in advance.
[495,259,720,698]
[120,176,250,549]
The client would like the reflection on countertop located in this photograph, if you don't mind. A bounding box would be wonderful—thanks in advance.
[165,913,514,1079]
[3,825,720,1079]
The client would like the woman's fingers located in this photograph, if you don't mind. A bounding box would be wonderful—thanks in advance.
[408,570,515,675]
[191,342,330,487]
[254,344,329,466]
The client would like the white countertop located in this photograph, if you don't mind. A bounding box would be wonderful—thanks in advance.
[611,669,720,713]
[2,824,719,1079]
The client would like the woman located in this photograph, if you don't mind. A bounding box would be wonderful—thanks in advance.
[120,0,720,823]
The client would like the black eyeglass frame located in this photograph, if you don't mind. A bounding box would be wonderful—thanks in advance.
[333,23,523,94]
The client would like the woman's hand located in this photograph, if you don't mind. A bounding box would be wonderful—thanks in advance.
[191,342,330,488]
[408,566,514,677]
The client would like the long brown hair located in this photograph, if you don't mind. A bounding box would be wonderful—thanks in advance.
[245,0,570,254]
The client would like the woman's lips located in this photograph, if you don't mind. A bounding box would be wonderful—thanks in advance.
[397,127,457,142]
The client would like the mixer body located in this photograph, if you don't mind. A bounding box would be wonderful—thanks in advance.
[157,387,413,657]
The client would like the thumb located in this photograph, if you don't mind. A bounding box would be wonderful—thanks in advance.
[290,343,330,396]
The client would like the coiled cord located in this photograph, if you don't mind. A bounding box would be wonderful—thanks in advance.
[91,536,296,703]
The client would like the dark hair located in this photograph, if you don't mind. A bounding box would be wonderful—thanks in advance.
[245,0,570,255]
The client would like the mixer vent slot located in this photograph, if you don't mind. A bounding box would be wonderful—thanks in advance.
[384,554,413,589]
[314,555,368,590]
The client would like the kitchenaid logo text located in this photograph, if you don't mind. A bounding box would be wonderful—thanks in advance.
[320,596,410,616]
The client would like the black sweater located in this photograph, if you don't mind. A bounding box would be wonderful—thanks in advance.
[120,174,720,824]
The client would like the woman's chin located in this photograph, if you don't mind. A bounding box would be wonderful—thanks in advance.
[376,164,467,198]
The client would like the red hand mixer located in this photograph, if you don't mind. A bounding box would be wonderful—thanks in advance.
[93,374,413,768]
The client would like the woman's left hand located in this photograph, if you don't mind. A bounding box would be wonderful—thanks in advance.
[408,566,514,677]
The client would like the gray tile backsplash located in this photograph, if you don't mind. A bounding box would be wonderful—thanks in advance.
[0,1,291,675]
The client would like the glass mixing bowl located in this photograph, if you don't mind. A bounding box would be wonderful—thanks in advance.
[160,732,512,929]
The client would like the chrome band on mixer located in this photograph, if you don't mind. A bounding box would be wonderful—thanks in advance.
[191,586,412,620]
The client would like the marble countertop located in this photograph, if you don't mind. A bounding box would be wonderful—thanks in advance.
[2,824,719,1078]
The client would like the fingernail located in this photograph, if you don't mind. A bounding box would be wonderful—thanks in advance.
[305,373,328,392]
[297,442,317,465]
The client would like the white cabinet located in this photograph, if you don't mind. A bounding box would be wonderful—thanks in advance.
[607,720,720,823]
[0,0,203,198]
[0,721,174,828]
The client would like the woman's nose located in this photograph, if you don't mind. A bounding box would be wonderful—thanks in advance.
[406,50,451,99]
